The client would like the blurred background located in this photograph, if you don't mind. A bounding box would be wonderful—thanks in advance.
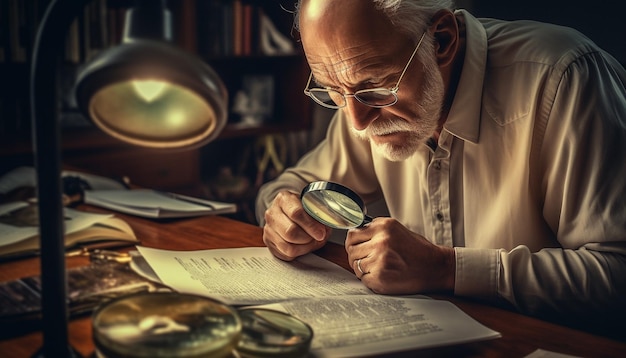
[0,0,622,225]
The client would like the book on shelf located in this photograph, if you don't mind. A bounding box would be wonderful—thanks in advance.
[0,202,138,261]
[84,189,237,219]
[195,0,293,57]
[1,0,109,65]
[132,246,501,357]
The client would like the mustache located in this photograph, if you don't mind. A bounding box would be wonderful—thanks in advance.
[353,117,416,137]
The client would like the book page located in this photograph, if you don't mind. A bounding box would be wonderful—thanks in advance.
[1,204,135,260]
[0,204,113,247]
[136,246,371,305]
[0,202,37,246]
[257,295,501,357]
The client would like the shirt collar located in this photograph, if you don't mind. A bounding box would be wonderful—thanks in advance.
[443,9,488,144]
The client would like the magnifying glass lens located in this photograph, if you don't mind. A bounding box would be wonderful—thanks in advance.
[300,181,371,230]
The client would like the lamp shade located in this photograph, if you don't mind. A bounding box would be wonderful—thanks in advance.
[75,39,228,149]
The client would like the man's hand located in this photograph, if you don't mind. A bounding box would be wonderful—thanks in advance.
[345,217,455,294]
[262,191,331,261]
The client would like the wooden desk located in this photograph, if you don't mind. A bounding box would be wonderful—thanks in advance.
[1,209,625,357]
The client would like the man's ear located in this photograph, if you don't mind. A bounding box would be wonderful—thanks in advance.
[429,10,459,68]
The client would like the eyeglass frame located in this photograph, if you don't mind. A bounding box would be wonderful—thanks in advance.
[303,32,427,109]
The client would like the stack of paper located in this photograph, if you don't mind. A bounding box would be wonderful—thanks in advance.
[84,189,237,219]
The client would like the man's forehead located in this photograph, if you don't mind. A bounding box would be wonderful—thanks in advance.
[300,2,399,68]
[299,0,413,87]
[306,42,396,73]
[300,0,394,40]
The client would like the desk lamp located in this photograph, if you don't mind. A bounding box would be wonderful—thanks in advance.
[30,0,227,356]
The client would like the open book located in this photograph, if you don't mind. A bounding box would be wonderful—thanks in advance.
[133,246,501,357]
[0,202,138,261]
[84,189,237,219]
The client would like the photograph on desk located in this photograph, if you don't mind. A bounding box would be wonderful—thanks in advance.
[0,261,165,340]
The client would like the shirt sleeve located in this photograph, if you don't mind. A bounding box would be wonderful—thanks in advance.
[457,50,626,328]
[255,110,379,225]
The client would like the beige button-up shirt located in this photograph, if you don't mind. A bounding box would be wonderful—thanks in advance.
[256,10,626,325]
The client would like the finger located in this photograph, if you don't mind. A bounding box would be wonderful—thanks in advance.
[345,228,372,259]
[263,224,324,261]
[345,224,374,246]
[274,192,330,241]
[264,199,316,246]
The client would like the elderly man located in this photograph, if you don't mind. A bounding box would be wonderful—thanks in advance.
[256,0,626,335]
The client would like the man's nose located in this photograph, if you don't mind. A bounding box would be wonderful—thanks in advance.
[343,98,377,131]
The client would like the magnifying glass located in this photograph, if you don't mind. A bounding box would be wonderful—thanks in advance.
[92,292,314,358]
[300,181,373,229]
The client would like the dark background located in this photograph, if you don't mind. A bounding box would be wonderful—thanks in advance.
[460,0,625,66]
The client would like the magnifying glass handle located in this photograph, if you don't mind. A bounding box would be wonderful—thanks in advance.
[357,215,373,228]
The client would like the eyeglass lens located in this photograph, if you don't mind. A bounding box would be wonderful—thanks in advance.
[308,88,396,108]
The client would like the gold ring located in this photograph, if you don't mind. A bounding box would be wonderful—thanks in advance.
[357,258,364,274]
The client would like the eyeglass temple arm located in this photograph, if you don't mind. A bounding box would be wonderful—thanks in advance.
[392,32,427,91]
[304,71,313,94]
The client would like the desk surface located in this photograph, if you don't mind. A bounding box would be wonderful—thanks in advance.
[1,207,625,357]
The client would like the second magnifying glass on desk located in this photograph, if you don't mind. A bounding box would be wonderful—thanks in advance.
[92,292,313,358]
[300,181,373,229]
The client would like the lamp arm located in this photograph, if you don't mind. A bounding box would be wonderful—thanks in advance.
[124,0,171,42]
[30,0,90,357]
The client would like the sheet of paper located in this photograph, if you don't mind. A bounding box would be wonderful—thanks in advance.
[136,246,372,305]
[258,295,501,357]
[87,189,210,211]
[524,349,582,358]
[84,189,236,218]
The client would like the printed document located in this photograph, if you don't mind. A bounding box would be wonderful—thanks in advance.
[135,246,371,305]
[135,246,501,356]
[261,295,501,357]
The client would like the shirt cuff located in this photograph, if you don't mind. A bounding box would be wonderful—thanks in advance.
[454,247,501,299]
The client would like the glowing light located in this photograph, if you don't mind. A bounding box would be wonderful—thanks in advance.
[167,110,186,126]
[133,80,167,102]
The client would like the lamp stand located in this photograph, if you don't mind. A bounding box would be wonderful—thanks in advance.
[30,0,89,357]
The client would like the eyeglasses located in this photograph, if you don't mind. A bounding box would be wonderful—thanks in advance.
[303,32,426,109]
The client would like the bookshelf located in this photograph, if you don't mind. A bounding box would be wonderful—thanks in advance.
[0,0,312,212]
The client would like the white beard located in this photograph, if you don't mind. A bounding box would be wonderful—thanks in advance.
[352,41,445,161]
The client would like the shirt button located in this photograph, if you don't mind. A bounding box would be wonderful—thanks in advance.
[436,211,444,222]
[433,161,441,170]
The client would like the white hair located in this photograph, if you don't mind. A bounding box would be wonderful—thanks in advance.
[372,0,456,39]
[293,0,456,41]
